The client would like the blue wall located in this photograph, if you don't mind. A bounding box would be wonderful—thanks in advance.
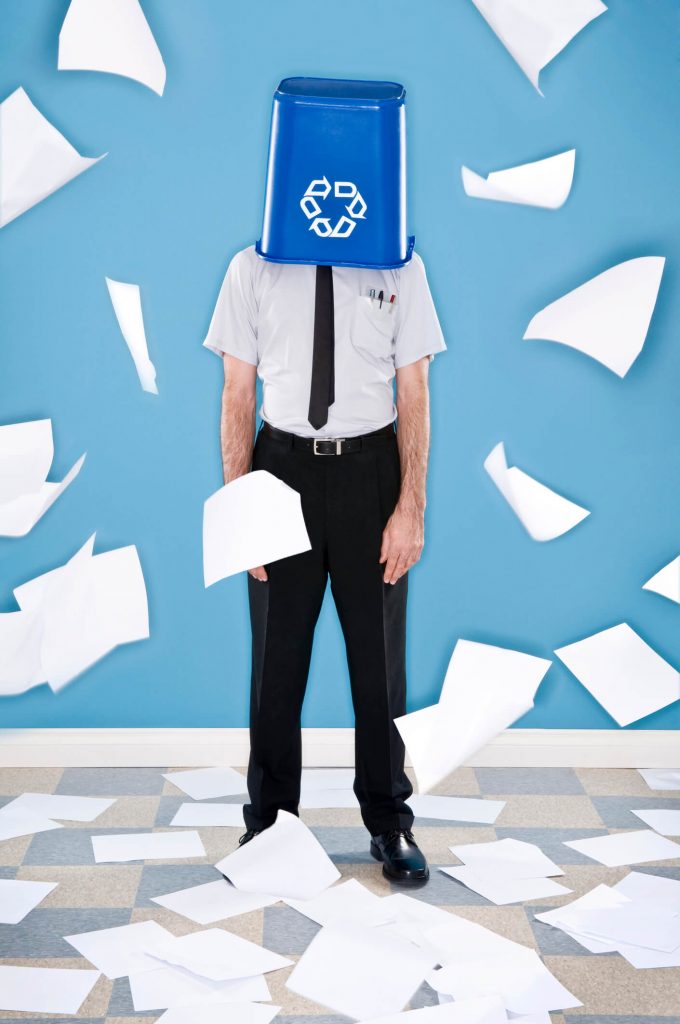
[1,0,679,731]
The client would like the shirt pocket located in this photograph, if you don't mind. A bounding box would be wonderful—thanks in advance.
[350,295,396,362]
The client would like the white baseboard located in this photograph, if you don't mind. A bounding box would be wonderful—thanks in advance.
[0,727,677,769]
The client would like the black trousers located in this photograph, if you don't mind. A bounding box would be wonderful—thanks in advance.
[243,422,414,837]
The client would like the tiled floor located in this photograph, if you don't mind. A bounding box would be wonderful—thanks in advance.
[1,765,679,1023]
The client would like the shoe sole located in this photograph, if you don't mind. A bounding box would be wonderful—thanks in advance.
[370,840,430,885]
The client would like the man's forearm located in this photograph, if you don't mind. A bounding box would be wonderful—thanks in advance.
[395,378,430,514]
[221,384,256,484]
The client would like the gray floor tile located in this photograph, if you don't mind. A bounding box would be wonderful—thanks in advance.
[308,826,373,862]
[154,794,245,826]
[23,827,149,865]
[565,1019,680,1023]
[107,977,156,1016]
[0,867,17,879]
[495,827,607,864]
[136,863,222,906]
[57,768,165,796]
[0,907,130,956]
[627,865,680,883]
[475,768,586,795]
[592,795,680,828]
[388,866,490,906]
[408,981,440,1008]
[263,904,321,953]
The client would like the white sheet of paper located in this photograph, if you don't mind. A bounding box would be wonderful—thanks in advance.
[523,256,665,377]
[615,870,680,912]
[151,878,279,924]
[484,442,589,541]
[462,150,575,208]
[170,803,245,827]
[395,639,551,793]
[643,555,680,603]
[0,965,100,1013]
[0,87,105,227]
[92,830,205,863]
[215,809,340,899]
[157,1004,281,1024]
[64,920,175,979]
[144,927,292,982]
[449,838,563,878]
[440,866,571,906]
[163,767,248,799]
[284,878,382,926]
[105,278,158,394]
[0,879,57,924]
[356,996,510,1024]
[204,470,311,585]
[0,608,45,696]
[0,418,85,537]
[554,623,680,727]
[0,804,62,841]
[298,788,359,808]
[638,768,680,791]
[534,882,627,954]
[300,768,356,791]
[286,919,435,1020]
[59,0,166,96]
[129,965,270,1011]
[631,808,680,836]
[5,792,115,822]
[469,0,607,94]
[409,795,504,824]
[559,901,680,952]
[564,829,680,867]
[420,912,537,966]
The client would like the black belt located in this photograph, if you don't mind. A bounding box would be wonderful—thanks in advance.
[260,421,395,455]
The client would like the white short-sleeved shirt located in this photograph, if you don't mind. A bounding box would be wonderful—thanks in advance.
[203,245,446,438]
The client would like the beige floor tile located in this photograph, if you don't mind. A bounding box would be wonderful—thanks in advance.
[15,864,141,907]
[333,862,395,895]
[94,795,162,828]
[299,807,364,827]
[575,766,672,796]
[415,826,498,864]
[0,834,32,866]
[0,768,63,795]
[494,795,604,829]
[544,953,680,1016]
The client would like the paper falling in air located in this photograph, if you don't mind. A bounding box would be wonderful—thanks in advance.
[484,442,589,541]
[554,622,680,727]
[162,766,247,799]
[563,829,680,867]
[469,0,607,94]
[643,555,680,604]
[395,639,551,793]
[462,150,575,208]
[129,966,270,1011]
[59,0,166,96]
[0,87,105,228]
[151,878,279,925]
[638,768,680,791]
[0,879,58,924]
[631,808,680,836]
[106,278,158,394]
[215,809,340,900]
[523,256,665,377]
[0,965,101,1014]
[0,419,85,537]
[203,470,311,585]
[92,829,205,863]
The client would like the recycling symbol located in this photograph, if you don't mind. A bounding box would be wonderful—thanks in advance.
[299,176,367,238]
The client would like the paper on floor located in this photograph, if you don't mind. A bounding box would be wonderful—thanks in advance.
[563,829,680,866]
[151,878,278,924]
[484,442,589,541]
[631,808,680,836]
[0,803,62,841]
[554,623,680,726]
[643,555,680,603]
[0,419,85,537]
[284,878,382,926]
[286,919,435,1020]
[462,150,575,208]
[0,879,57,924]
[144,927,292,981]
[59,0,166,95]
[157,1004,281,1024]
[523,256,665,377]
[129,965,270,1011]
[162,766,248,799]
[355,995,509,1023]
[469,0,606,93]
[106,278,158,394]
[203,470,311,585]
[5,792,115,822]
[409,795,504,824]
[395,639,551,793]
[615,870,680,912]
[0,86,105,227]
[64,919,175,979]
[169,803,245,827]
[92,829,205,863]
[557,900,680,953]
[300,768,356,791]
[0,965,100,1014]
[215,809,340,899]
[638,768,680,791]
[440,866,571,906]
[449,838,563,878]
[299,788,359,808]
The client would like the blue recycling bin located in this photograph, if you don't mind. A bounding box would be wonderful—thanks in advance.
[256,77,415,269]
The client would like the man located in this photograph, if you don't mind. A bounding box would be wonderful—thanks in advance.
[204,78,446,884]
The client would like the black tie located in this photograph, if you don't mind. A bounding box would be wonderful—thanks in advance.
[308,265,335,430]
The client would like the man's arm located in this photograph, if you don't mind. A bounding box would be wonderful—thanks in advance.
[220,354,268,581]
[379,356,431,584]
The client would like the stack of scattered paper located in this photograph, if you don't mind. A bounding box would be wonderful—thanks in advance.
[440,838,572,905]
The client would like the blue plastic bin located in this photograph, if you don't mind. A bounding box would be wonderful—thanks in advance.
[256,77,414,269]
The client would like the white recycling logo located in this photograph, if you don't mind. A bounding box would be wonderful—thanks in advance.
[299,176,367,238]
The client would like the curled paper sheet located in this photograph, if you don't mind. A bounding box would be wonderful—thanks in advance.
[523,256,665,377]
[394,639,552,793]
[642,555,680,604]
[0,87,105,228]
[462,149,575,208]
[105,278,158,394]
[0,419,85,537]
[203,470,311,585]
[554,622,680,727]
[469,0,607,94]
[59,0,166,96]
[484,442,589,542]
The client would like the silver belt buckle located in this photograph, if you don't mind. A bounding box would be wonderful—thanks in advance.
[313,437,345,455]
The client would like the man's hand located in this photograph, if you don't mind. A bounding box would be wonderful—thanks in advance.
[379,502,424,584]
[248,566,268,582]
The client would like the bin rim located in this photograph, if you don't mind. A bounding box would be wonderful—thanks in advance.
[275,76,406,107]
[254,235,415,269]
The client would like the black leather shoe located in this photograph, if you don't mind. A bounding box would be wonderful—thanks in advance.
[370,828,429,884]
[237,828,261,846]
